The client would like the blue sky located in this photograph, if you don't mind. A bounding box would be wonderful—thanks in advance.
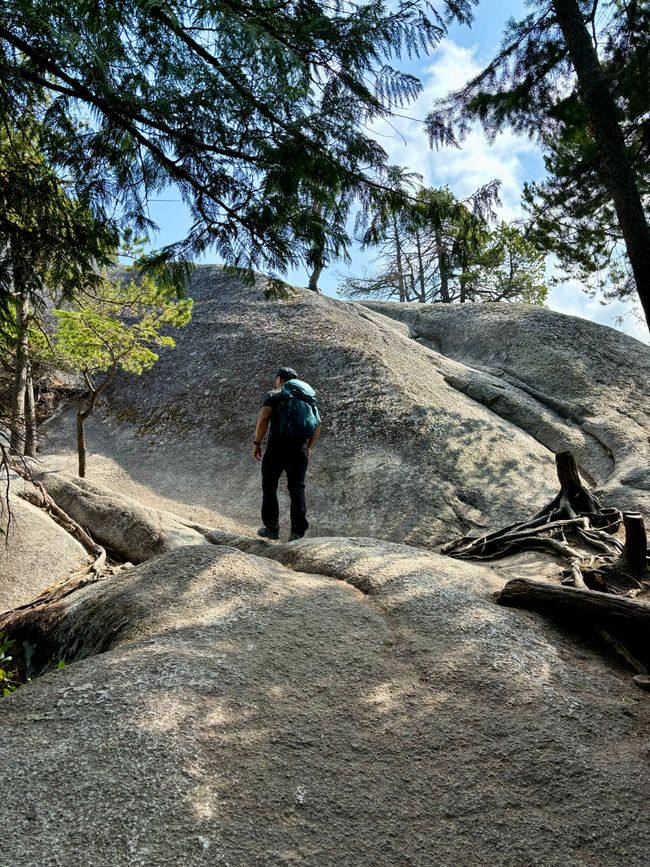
[144,1,648,343]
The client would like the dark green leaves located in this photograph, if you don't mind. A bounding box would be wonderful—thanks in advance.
[1,0,476,286]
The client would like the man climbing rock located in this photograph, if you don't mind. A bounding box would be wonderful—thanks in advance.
[253,367,321,541]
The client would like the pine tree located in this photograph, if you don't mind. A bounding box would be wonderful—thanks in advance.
[1,0,475,300]
[426,0,650,332]
[342,182,545,305]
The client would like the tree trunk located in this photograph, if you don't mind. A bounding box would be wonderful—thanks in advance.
[392,213,406,302]
[24,358,36,457]
[408,267,416,302]
[76,409,87,478]
[621,513,649,576]
[551,0,650,333]
[433,226,450,303]
[555,450,582,492]
[10,289,30,455]
[75,368,115,478]
[307,201,324,292]
[415,230,427,302]
[498,577,650,628]
[307,261,323,293]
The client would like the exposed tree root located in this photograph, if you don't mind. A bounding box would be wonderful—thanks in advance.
[5,463,131,631]
[0,470,133,679]
[12,465,108,574]
[443,452,649,596]
[445,451,650,674]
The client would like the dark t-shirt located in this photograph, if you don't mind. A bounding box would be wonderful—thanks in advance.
[262,389,283,442]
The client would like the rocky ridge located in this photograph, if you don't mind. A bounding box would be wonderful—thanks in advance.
[2,268,649,866]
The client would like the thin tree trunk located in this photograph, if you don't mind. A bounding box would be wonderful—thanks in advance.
[551,0,650,333]
[10,289,30,455]
[307,261,323,293]
[24,358,36,457]
[408,267,416,302]
[433,226,450,303]
[76,408,88,478]
[76,367,116,478]
[307,201,324,292]
[415,230,427,302]
[392,213,406,302]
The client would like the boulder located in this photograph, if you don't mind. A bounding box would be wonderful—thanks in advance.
[362,300,650,517]
[2,538,648,866]
[0,480,88,614]
[41,267,650,550]
[30,470,211,564]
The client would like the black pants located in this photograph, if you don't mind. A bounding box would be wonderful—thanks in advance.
[261,439,309,534]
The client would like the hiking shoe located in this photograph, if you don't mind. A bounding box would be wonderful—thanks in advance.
[257,526,279,540]
[289,532,304,542]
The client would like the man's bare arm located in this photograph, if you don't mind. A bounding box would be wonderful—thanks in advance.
[253,406,272,461]
[307,422,321,451]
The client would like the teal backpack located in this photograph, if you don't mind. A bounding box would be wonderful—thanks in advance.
[278,379,320,440]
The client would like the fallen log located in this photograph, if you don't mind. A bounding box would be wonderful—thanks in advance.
[497,577,650,628]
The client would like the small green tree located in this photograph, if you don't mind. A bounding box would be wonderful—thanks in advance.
[53,274,192,478]
[462,222,548,305]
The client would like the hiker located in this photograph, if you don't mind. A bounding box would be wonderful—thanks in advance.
[253,367,321,541]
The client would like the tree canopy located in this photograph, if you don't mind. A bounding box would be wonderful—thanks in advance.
[0,0,477,300]
[53,271,193,477]
[0,115,117,326]
[522,1,649,303]
[343,181,547,305]
[426,0,650,331]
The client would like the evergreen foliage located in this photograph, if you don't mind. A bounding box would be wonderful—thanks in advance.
[52,270,193,477]
[0,116,117,326]
[0,0,476,296]
[521,2,649,303]
[53,275,193,378]
[425,0,650,328]
[343,180,546,305]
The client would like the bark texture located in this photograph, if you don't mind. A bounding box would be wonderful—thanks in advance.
[551,0,650,332]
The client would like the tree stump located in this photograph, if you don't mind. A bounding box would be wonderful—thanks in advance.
[621,513,649,577]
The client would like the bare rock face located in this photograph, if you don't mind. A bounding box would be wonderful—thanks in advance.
[4,282,649,866]
[29,471,211,563]
[0,480,88,613]
[41,266,649,549]
[2,538,649,866]
[362,300,650,518]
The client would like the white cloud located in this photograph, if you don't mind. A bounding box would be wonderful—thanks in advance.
[370,41,539,221]
[358,40,649,343]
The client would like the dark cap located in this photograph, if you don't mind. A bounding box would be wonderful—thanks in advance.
[276,367,297,381]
